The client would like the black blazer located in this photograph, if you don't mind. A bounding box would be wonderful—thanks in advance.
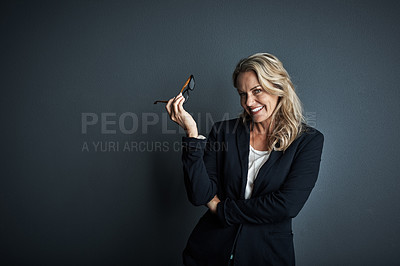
[181,118,324,266]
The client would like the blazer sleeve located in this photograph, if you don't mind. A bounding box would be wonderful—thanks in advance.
[216,131,324,226]
[181,124,219,206]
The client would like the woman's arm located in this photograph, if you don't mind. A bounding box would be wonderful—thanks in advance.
[166,93,219,206]
[216,132,324,226]
[181,123,219,206]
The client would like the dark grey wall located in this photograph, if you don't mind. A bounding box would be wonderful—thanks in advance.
[1,0,399,265]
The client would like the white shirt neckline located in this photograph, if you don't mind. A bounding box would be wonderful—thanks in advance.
[245,145,271,199]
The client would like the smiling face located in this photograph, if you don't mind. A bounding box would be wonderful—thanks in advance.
[236,71,279,125]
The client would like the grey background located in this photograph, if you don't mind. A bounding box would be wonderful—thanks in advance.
[1,0,399,265]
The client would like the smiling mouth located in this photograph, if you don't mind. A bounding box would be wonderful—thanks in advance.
[250,106,264,114]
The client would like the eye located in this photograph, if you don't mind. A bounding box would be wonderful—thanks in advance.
[253,88,262,94]
[238,92,246,97]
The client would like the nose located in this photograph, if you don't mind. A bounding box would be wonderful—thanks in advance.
[246,94,256,107]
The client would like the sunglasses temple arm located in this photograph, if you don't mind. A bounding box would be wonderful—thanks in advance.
[155,76,192,104]
[153,100,169,104]
[180,76,192,93]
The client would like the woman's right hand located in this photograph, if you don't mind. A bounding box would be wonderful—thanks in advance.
[207,195,221,214]
[165,93,199,138]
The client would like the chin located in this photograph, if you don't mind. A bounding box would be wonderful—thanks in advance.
[252,118,264,123]
[250,114,270,123]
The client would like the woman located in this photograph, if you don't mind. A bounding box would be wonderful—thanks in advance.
[166,53,324,266]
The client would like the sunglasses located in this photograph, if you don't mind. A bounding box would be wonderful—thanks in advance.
[154,75,195,104]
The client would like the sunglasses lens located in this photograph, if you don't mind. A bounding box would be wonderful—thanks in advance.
[183,89,189,102]
[181,75,195,103]
[188,76,195,90]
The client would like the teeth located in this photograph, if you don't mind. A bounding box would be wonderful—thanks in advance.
[251,106,263,112]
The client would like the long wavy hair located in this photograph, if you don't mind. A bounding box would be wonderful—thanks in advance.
[233,53,305,151]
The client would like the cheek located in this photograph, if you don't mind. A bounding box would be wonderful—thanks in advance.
[272,97,280,107]
[266,95,279,107]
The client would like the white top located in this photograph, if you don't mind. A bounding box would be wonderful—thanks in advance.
[245,145,271,199]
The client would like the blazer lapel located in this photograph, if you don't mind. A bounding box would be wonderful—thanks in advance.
[235,119,283,198]
[236,120,250,199]
[256,150,282,178]
[253,146,283,193]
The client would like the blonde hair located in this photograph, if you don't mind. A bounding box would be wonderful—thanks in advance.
[233,53,305,151]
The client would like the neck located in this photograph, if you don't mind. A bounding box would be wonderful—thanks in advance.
[251,119,274,135]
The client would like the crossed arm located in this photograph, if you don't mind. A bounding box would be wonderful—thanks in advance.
[182,128,324,226]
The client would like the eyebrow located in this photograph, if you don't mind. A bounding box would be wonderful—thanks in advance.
[251,85,262,90]
[237,85,262,92]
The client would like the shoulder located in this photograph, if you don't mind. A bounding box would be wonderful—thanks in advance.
[292,123,324,151]
[301,123,324,138]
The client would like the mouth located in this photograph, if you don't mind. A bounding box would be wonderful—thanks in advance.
[249,106,264,115]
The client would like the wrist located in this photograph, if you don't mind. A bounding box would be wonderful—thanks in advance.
[213,202,221,214]
[186,128,198,138]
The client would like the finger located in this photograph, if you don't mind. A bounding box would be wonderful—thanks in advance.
[174,93,183,103]
[177,95,186,112]
[172,93,182,103]
[173,94,184,111]
[173,96,181,115]
[165,97,175,115]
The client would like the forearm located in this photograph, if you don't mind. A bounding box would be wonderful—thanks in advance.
[182,136,218,206]
[216,188,314,226]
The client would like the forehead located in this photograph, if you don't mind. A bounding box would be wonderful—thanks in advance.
[236,71,273,91]
[236,71,259,88]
